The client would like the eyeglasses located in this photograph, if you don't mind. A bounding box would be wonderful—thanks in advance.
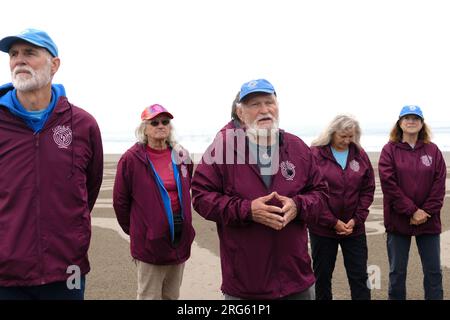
[148,119,170,127]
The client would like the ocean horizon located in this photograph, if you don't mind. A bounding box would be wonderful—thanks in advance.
[102,124,450,155]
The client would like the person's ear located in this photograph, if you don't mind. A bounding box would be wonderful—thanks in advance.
[236,105,245,123]
[50,57,60,76]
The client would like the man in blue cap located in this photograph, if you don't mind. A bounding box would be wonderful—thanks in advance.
[0,29,104,300]
[192,78,328,300]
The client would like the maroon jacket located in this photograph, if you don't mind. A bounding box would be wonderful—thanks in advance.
[378,140,446,236]
[192,129,328,299]
[113,143,195,265]
[220,119,241,131]
[0,96,103,287]
[309,143,375,238]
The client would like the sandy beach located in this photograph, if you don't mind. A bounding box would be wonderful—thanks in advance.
[85,152,450,300]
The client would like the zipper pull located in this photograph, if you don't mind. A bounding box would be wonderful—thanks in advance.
[35,133,40,147]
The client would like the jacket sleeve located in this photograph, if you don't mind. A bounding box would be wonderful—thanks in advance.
[316,190,338,229]
[353,151,375,225]
[292,152,329,225]
[113,156,132,235]
[86,122,104,212]
[309,150,337,229]
[421,148,446,215]
[192,161,252,226]
[187,160,194,181]
[378,145,418,216]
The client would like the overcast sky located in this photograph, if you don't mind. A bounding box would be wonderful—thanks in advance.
[1,0,450,140]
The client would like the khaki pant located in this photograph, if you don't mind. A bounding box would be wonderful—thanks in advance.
[136,260,185,300]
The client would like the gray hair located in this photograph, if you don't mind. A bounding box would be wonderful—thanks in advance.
[231,91,240,120]
[311,114,361,147]
[135,121,177,147]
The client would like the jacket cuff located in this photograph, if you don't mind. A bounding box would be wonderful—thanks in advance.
[352,214,362,226]
[241,199,253,221]
[406,205,418,217]
[329,217,339,229]
[293,197,303,222]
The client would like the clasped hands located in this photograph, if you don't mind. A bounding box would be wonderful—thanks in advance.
[410,209,431,226]
[250,192,297,230]
[333,208,430,236]
[334,219,355,236]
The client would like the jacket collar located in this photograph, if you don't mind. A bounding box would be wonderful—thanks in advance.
[319,142,360,162]
[390,139,425,150]
[129,142,189,168]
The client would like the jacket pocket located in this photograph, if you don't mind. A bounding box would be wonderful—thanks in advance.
[144,228,172,262]
[175,225,195,252]
[231,247,270,295]
[389,205,412,235]
[77,213,91,258]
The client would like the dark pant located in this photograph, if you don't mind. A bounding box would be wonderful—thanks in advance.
[387,233,443,300]
[172,212,183,247]
[0,276,86,300]
[310,233,370,300]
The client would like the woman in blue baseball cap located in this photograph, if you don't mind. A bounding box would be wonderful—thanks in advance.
[378,105,446,300]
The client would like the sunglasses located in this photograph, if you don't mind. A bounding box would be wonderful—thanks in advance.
[148,119,170,127]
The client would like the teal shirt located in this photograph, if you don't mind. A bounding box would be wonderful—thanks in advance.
[331,146,349,169]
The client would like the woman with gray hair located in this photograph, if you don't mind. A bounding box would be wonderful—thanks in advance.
[113,104,195,300]
[309,114,375,300]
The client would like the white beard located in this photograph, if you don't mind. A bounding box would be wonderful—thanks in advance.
[247,117,279,137]
[12,62,52,92]
[246,117,279,146]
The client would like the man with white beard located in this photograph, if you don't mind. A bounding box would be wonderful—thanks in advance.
[192,79,328,300]
[0,29,103,300]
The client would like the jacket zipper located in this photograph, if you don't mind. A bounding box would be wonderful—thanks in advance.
[161,175,183,262]
[146,153,180,261]
[411,148,418,236]
[35,133,45,284]
[174,165,183,262]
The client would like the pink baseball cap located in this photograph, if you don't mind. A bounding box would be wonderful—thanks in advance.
[141,104,174,121]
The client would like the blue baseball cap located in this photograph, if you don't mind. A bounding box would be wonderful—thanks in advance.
[239,79,276,102]
[0,28,58,57]
[399,105,424,119]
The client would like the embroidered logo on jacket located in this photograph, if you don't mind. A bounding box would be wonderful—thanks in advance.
[52,125,72,149]
[280,161,296,181]
[349,160,360,172]
[421,155,432,167]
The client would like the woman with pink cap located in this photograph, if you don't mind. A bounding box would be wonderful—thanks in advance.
[113,104,195,300]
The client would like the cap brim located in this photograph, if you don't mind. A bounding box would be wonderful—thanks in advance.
[399,113,423,119]
[0,36,53,55]
[0,36,22,53]
[142,111,174,121]
[239,89,275,102]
